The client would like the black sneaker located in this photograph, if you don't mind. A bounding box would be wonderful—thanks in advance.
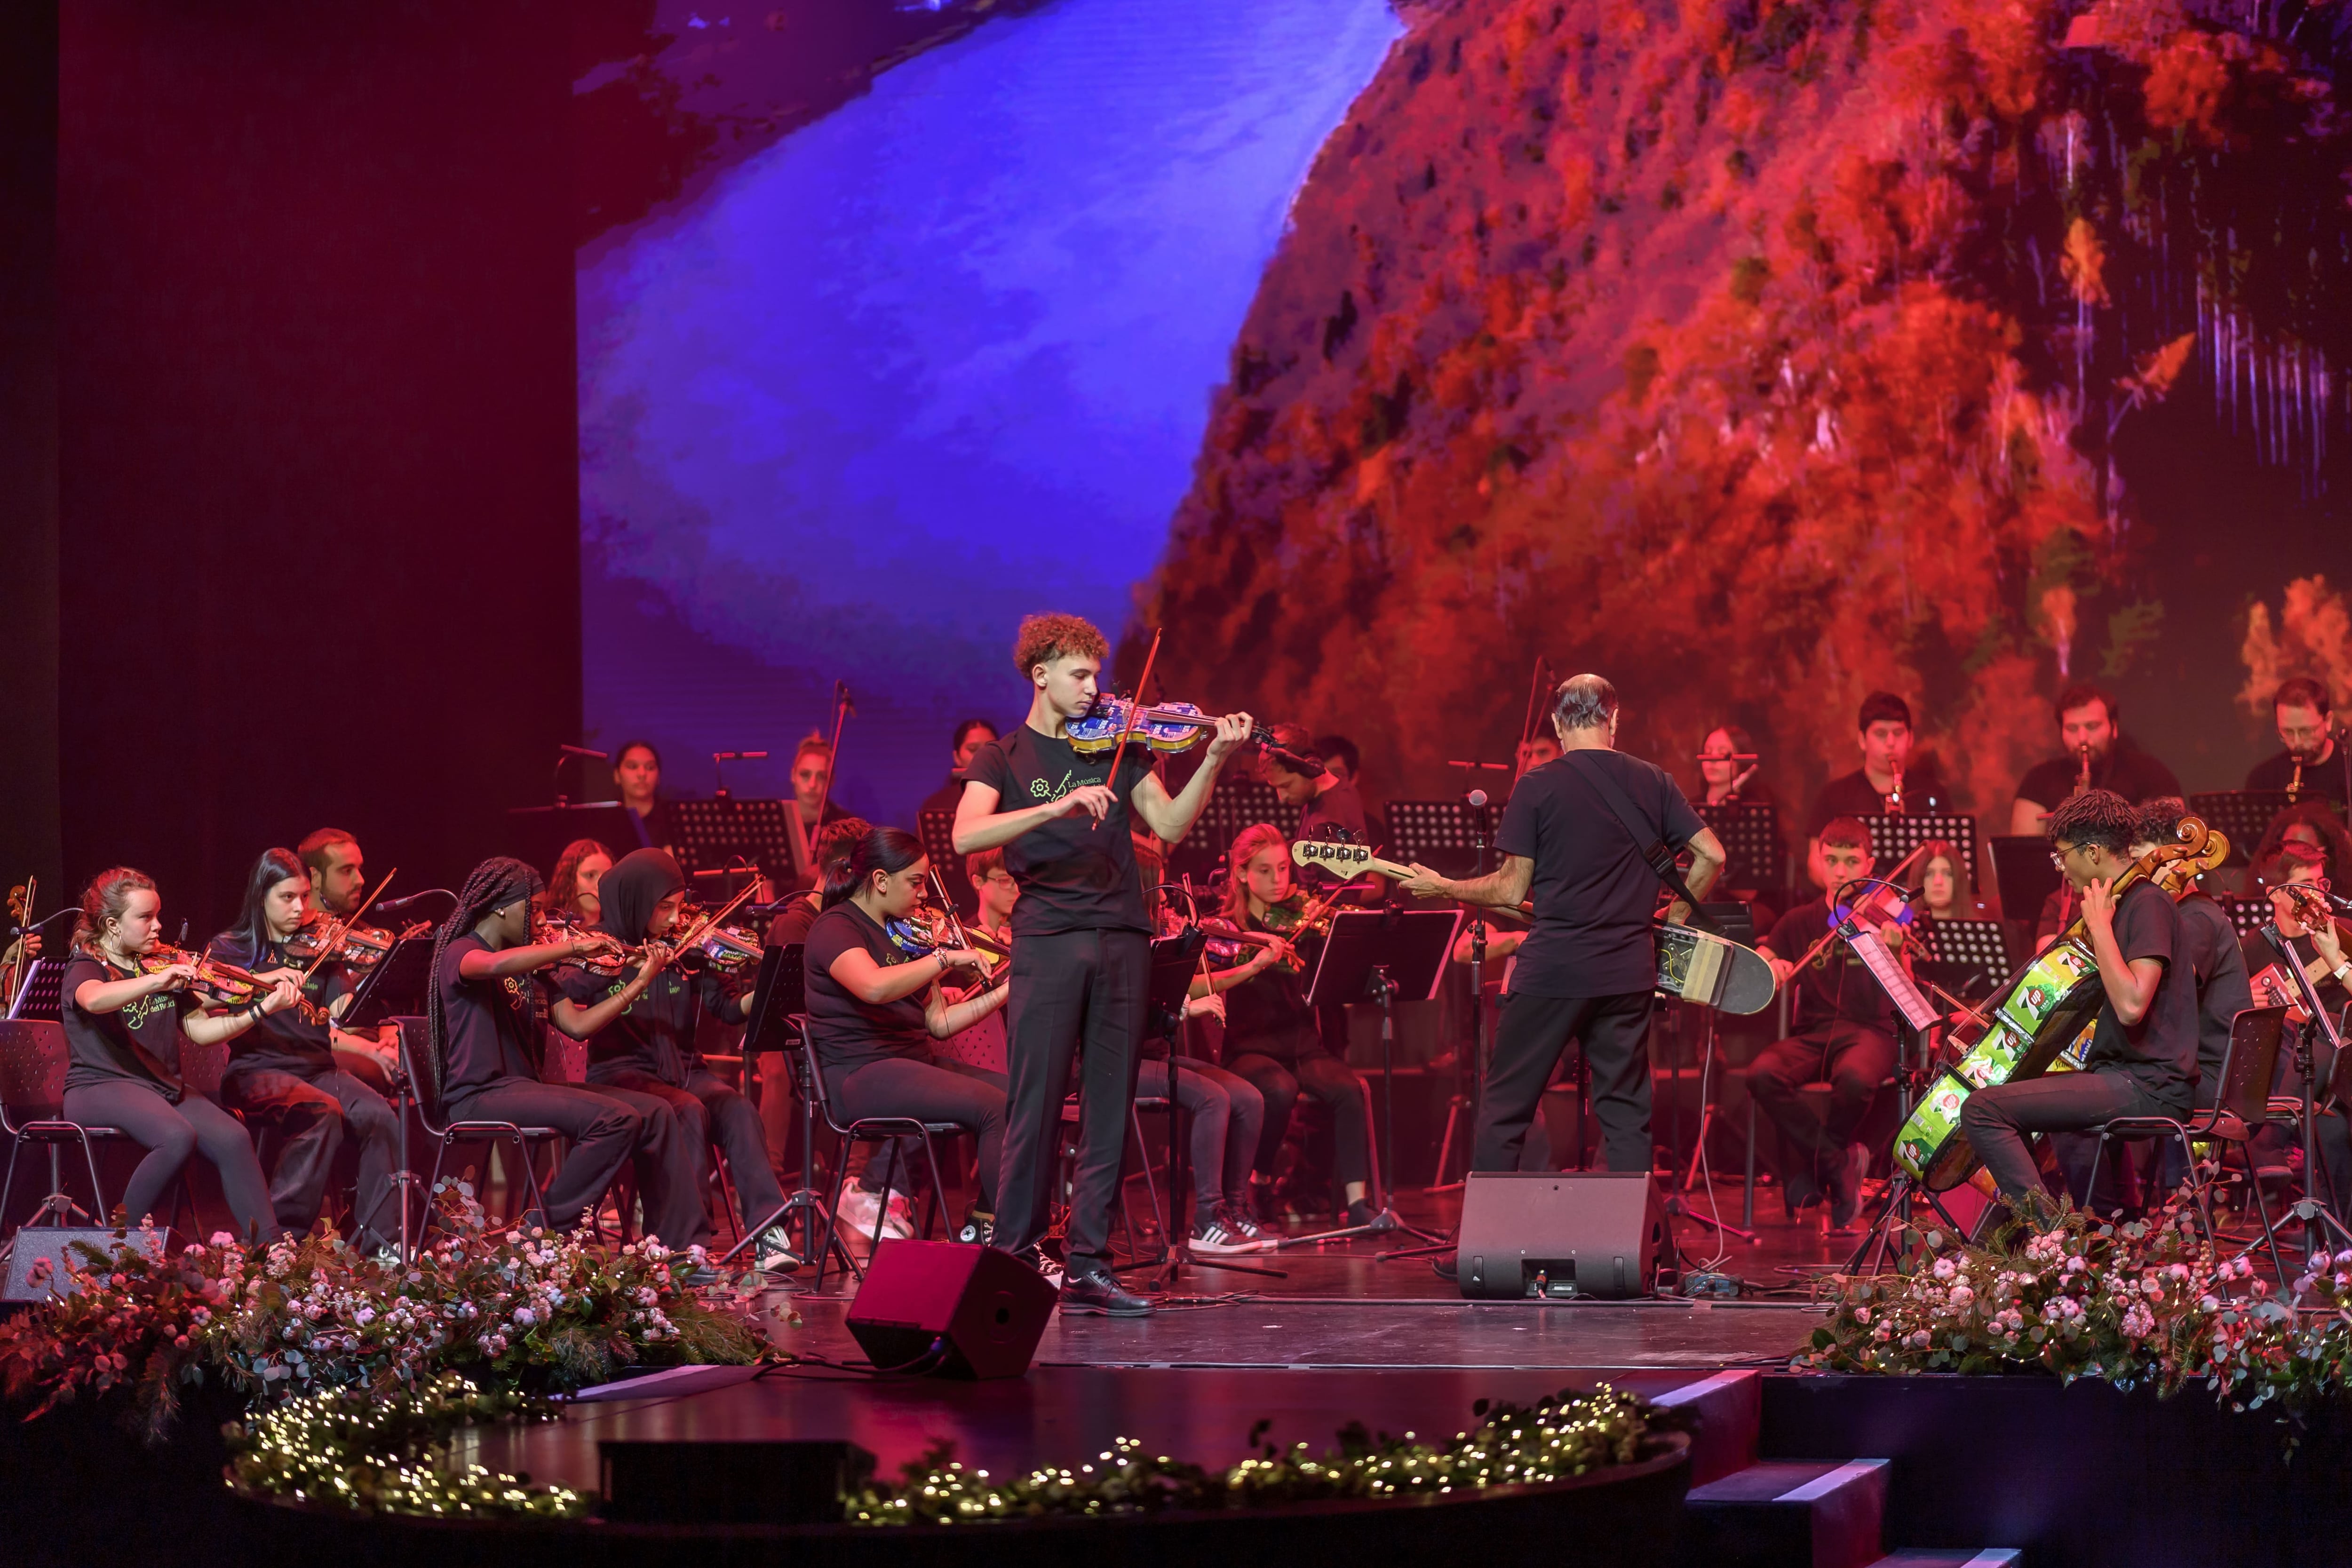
[1221,1204,1273,1249]
[1190,1212,1255,1254]
[1058,1259,1152,1316]
[1345,1199,1393,1230]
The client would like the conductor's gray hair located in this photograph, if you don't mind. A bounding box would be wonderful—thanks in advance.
[1552,674,1620,732]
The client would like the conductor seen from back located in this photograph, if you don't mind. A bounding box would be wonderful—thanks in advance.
[1398,675,1725,1174]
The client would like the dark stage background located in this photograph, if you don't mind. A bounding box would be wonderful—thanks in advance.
[3,0,581,938]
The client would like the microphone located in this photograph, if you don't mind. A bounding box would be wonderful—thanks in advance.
[1467,788,1490,808]
[372,889,456,919]
[714,750,770,761]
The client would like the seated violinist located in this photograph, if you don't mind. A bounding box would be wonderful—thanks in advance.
[1212,824,1377,1225]
[546,848,798,1272]
[545,837,616,927]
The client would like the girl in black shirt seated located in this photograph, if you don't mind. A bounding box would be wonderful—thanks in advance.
[548,849,794,1266]
[804,827,1009,1238]
[59,867,297,1240]
[426,857,710,1249]
[1213,825,1375,1226]
[207,848,402,1248]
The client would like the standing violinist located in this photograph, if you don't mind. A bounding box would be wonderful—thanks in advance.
[546,848,794,1267]
[1212,824,1377,1226]
[208,849,404,1248]
[59,868,292,1241]
[953,612,1250,1315]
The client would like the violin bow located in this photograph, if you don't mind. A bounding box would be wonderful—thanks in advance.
[1092,627,1163,833]
[811,679,854,830]
[1519,656,1553,745]
[296,868,396,987]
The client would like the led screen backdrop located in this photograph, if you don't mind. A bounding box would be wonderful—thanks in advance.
[577,0,1399,821]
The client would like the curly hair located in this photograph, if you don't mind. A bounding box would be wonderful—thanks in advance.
[2251,803,2352,888]
[546,838,612,920]
[1013,613,1108,678]
[73,867,157,955]
[2046,788,2137,853]
[1221,823,1290,921]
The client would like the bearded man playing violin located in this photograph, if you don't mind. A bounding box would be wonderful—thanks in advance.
[952,613,1252,1315]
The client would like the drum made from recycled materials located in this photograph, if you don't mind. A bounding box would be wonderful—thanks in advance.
[1894,939,2105,1189]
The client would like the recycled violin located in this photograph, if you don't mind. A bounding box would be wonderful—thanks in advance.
[136,943,327,1023]
[532,913,636,976]
[1064,697,1314,772]
[285,915,426,971]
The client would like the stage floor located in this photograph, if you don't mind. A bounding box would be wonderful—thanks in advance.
[467,1176,1839,1491]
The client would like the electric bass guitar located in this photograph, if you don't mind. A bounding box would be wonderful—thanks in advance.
[1288,839,1778,1015]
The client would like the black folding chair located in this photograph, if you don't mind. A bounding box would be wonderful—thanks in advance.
[397,1023,570,1235]
[0,1020,198,1239]
[802,1034,958,1291]
[2086,1005,2289,1285]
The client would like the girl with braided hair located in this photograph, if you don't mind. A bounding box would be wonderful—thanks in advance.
[428,857,709,1246]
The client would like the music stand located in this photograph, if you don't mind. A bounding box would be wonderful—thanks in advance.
[1273,909,1455,1248]
[333,940,434,1262]
[1697,802,1783,896]
[1861,813,1976,881]
[1169,777,1296,882]
[718,945,846,1280]
[507,803,647,874]
[667,798,809,885]
[5,956,63,1022]
[2189,791,2300,865]
[1988,836,2060,927]
[2260,928,2352,1259]
[2221,894,2273,939]
[1916,918,2011,996]
[1383,799,1492,878]
[915,810,979,920]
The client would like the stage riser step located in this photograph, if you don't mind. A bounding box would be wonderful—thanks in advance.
[1640,1368,1760,1487]
[1867,1553,2022,1567]
[1680,1457,1889,1568]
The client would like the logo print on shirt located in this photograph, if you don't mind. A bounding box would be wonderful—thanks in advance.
[1029,768,1107,803]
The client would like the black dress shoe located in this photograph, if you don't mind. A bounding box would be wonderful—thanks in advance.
[1058,1259,1152,1316]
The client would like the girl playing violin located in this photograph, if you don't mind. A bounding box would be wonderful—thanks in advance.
[805,828,1009,1244]
[1213,824,1376,1226]
[547,848,798,1271]
[207,849,403,1248]
[59,867,296,1240]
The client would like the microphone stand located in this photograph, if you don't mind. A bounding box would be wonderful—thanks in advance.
[1426,787,1493,1194]
[2263,921,2352,1262]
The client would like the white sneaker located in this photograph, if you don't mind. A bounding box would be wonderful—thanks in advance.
[752,1225,802,1274]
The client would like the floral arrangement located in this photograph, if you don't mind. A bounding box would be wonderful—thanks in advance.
[848,1385,1665,1525]
[0,1184,764,1441]
[1803,1199,2352,1426]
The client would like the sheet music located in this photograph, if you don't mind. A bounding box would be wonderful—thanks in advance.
[1844,923,1939,1031]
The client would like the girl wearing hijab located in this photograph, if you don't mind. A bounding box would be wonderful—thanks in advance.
[427,856,706,1248]
[548,849,796,1268]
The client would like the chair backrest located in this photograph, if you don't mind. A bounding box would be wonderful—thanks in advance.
[0,1020,69,1128]
[799,1028,855,1138]
[2216,1005,2290,1129]
[390,1018,450,1134]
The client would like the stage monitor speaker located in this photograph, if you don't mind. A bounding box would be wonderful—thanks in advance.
[3,1226,167,1304]
[845,1240,1057,1379]
[1455,1171,1670,1300]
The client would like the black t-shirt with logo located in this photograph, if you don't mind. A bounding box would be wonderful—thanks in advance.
[1760,898,1897,1035]
[1218,911,1324,1062]
[2084,879,2197,1111]
[962,726,1154,938]
[1499,748,1706,999]
[434,933,541,1101]
[804,903,934,1077]
[549,961,747,1087]
[61,951,195,1096]
[205,934,350,1080]
[2015,739,2182,811]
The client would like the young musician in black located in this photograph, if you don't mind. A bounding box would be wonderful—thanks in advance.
[922,720,1001,816]
[427,857,705,1245]
[2008,686,2181,836]
[613,740,670,850]
[1751,819,1904,1227]
[2243,677,2349,811]
[1401,675,1725,1177]
[804,828,1011,1237]
[953,613,1250,1314]
[1958,790,2199,1209]
[208,848,402,1248]
[547,848,797,1269]
[59,868,292,1240]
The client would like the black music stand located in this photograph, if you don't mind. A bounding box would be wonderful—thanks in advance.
[1697,801,1784,898]
[717,944,845,1280]
[1273,909,1455,1248]
[2221,895,2273,940]
[2261,926,2352,1261]
[335,939,434,1261]
[1861,813,1976,882]
[507,803,647,873]
[1383,800,1491,879]
[5,956,63,1022]
[916,810,977,920]
[1916,918,2012,1002]
[1988,836,2060,927]
[2189,790,2302,865]
[1169,776,1296,881]
[668,798,808,885]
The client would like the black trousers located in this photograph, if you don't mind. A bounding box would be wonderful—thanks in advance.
[1225,1051,1368,1189]
[995,927,1148,1265]
[447,1079,703,1245]
[593,1067,787,1229]
[1137,1057,1266,1208]
[63,1078,278,1240]
[1474,990,1656,1174]
[1958,1070,2167,1201]
[223,1065,402,1246]
[1747,1024,1895,1190]
[829,1056,1009,1210]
